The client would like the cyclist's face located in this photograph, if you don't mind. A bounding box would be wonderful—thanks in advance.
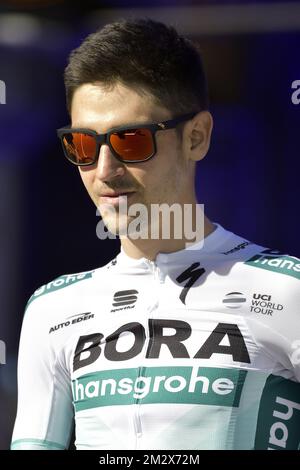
[71,82,196,236]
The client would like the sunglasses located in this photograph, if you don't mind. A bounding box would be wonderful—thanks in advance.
[56,112,197,166]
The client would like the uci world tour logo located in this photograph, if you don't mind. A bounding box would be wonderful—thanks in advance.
[222,292,247,309]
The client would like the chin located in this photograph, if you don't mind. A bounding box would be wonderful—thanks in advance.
[103,215,130,237]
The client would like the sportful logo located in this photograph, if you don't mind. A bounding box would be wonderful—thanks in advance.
[111,290,138,312]
[245,249,300,280]
[222,292,247,309]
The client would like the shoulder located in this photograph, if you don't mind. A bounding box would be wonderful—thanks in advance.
[241,248,300,300]
[216,226,300,283]
[222,244,300,325]
[243,248,300,283]
[26,268,95,312]
[24,256,118,319]
[213,227,300,300]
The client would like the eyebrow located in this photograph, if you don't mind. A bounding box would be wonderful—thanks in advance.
[70,119,156,132]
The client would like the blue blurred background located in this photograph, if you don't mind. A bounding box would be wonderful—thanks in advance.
[0,0,299,449]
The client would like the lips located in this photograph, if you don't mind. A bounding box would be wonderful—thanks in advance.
[100,191,134,198]
[99,191,136,206]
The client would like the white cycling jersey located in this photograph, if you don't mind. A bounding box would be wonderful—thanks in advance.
[11,224,300,450]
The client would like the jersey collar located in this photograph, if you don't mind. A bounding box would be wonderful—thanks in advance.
[116,223,232,269]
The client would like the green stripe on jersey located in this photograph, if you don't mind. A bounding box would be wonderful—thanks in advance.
[245,254,300,280]
[254,374,300,450]
[11,438,65,450]
[72,366,247,412]
[26,270,94,309]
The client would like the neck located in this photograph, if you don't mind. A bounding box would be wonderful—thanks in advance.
[120,205,215,260]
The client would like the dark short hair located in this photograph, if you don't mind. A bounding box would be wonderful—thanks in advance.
[64,18,209,118]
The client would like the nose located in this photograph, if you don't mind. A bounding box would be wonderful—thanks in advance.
[95,143,126,182]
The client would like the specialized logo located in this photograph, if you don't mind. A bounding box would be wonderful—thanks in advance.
[72,365,247,412]
[49,312,94,334]
[176,263,205,304]
[222,241,252,255]
[250,293,283,316]
[245,249,300,280]
[111,290,138,312]
[27,270,94,308]
[73,320,250,372]
[222,292,247,309]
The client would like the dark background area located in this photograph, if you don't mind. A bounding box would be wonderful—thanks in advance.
[0,0,299,449]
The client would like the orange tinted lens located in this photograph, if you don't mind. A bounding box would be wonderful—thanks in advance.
[109,128,154,161]
[62,132,97,164]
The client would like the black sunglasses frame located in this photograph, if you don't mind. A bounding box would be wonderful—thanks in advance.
[57,111,197,166]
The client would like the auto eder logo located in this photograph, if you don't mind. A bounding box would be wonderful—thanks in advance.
[49,312,94,334]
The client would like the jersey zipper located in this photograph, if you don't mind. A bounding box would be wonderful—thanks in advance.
[148,260,165,283]
[133,259,165,448]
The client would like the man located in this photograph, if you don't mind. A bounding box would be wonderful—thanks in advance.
[11,18,300,450]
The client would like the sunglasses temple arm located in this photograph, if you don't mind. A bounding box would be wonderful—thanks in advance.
[162,112,198,130]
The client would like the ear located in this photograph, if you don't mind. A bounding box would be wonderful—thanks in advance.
[183,111,213,162]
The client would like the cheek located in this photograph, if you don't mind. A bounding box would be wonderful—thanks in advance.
[133,153,180,199]
[78,169,93,191]
[78,170,99,204]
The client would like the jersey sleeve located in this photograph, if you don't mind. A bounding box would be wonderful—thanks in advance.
[247,277,300,382]
[11,297,74,450]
